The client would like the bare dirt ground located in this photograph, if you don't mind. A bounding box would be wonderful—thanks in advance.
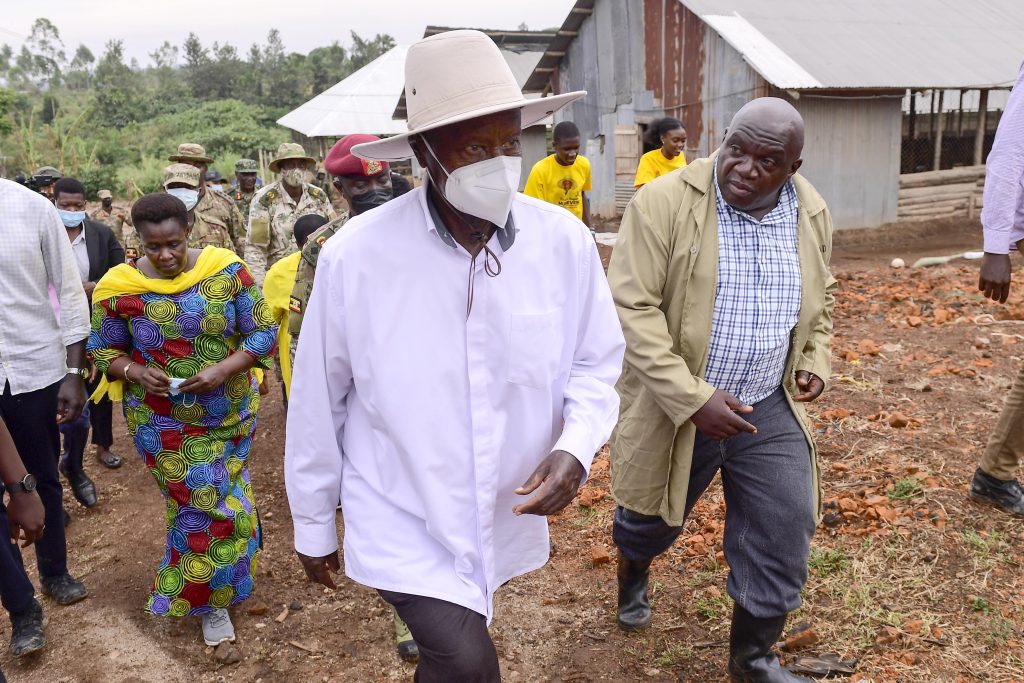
[3,220,1023,683]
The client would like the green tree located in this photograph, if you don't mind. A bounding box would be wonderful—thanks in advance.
[65,44,95,90]
[307,41,348,93]
[348,31,396,71]
[23,18,67,88]
[91,40,144,128]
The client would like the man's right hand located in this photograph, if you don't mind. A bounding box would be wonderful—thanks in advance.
[296,551,340,589]
[8,491,45,548]
[979,252,1012,303]
[690,389,756,440]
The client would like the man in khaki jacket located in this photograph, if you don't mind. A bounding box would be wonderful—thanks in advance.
[607,98,835,683]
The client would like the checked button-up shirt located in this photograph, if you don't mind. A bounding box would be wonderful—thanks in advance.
[703,169,802,406]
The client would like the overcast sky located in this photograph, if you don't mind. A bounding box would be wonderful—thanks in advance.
[0,1,577,65]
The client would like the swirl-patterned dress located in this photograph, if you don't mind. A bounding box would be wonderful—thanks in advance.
[87,259,277,616]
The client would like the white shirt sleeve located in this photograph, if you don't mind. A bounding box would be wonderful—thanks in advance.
[551,238,626,475]
[41,202,90,347]
[982,62,1024,254]
[284,245,353,557]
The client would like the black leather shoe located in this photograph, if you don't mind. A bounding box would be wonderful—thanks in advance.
[9,599,44,657]
[59,456,97,508]
[969,469,1024,518]
[40,574,88,606]
[728,604,811,682]
[616,550,653,631]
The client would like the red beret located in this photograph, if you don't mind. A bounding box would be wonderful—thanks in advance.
[325,134,390,177]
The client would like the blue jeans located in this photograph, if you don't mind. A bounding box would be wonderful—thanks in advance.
[613,388,815,618]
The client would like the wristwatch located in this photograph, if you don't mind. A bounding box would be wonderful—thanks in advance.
[67,367,88,379]
[6,473,37,494]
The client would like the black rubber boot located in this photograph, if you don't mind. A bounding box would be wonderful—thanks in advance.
[616,550,653,631]
[728,604,811,682]
[969,469,1024,518]
[9,599,44,657]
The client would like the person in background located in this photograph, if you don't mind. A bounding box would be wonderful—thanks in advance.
[0,414,47,678]
[233,159,260,226]
[34,166,63,199]
[52,177,126,510]
[168,143,246,255]
[634,117,687,189]
[206,170,226,193]
[88,193,277,647]
[0,175,91,658]
[524,120,592,227]
[971,60,1024,518]
[90,189,132,246]
[285,30,624,681]
[245,143,335,285]
[263,214,326,405]
[608,98,834,682]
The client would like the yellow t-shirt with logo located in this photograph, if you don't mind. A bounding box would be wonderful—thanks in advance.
[523,154,592,221]
[633,149,687,188]
[262,250,301,397]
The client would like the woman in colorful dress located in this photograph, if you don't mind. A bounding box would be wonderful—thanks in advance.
[87,193,277,646]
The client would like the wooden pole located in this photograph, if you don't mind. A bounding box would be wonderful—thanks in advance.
[929,89,936,139]
[908,91,917,140]
[974,89,989,165]
[956,89,965,136]
[932,90,945,171]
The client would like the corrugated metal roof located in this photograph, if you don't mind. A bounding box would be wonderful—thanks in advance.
[276,46,410,138]
[680,0,1024,90]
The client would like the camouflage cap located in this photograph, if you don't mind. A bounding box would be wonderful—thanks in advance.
[234,158,258,173]
[268,143,316,173]
[168,143,214,164]
[97,189,113,199]
[34,165,62,179]
[163,163,202,189]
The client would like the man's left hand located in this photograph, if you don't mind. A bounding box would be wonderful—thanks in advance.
[513,450,585,516]
[794,371,825,402]
[56,377,86,424]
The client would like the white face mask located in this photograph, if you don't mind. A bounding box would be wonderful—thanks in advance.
[282,169,305,188]
[423,139,521,227]
[166,187,199,211]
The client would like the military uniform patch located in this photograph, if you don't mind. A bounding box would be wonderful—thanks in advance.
[364,159,383,176]
[289,296,303,314]
[125,247,139,260]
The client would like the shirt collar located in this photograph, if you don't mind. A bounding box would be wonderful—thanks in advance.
[713,164,797,225]
[70,222,86,245]
[422,181,516,252]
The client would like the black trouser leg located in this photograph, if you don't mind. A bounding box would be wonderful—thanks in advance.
[88,397,113,450]
[0,382,67,579]
[60,404,90,475]
[0,492,36,615]
[378,590,499,683]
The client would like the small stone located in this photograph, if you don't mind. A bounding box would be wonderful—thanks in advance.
[289,600,304,611]
[782,627,820,651]
[645,668,660,677]
[890,258,905,269]
[264,511,273,520]
[590,545,612,566]
[247,602,269,616]
[888,413,910,429]
[213,642,241,665]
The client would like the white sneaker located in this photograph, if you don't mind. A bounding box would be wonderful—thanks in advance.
[202,608,235,646]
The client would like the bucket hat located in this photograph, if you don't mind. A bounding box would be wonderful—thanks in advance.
[169,143,214,164]
[269,143,316,173]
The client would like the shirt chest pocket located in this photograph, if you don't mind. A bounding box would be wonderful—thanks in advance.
[507,310,563,389]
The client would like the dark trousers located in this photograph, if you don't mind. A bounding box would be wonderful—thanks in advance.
[87,375,113,449]
[0,381,67,614]
[613,388,815,618]
[60,402,90,474]
[378,590,499,682]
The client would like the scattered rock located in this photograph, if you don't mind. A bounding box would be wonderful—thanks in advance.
[644,668,660,677]
[822,511,843,528]
[275,606,289,623]
[289,600,304,611]
[906,380,932,393]
[857,339,881,356]
[782,627,820,651]
[213,642,241,665]
[247,602,269,616]
[888,412,910,429]
[578,487,605,508]
[590,545,612,567]
[890,258,905,269]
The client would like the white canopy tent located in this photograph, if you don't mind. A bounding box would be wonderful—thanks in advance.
[276,46,410,138]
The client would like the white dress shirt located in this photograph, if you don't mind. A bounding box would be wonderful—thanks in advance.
[0,179,90,395]
[982,61,1024,254]
[70,223,90,282]
[285,187,625,620]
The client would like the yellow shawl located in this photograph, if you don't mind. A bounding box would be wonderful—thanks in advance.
[91,247,262,401]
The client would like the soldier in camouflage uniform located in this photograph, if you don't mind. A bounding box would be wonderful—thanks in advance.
[168,143,247,255]
[34,165,62,199]
[244,143,336,285]
[89,189,132,246]
[284,133,413,662]
[232,158,260,225]
[124,164,236,261]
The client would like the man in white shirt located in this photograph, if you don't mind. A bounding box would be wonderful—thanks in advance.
[285,30,625,681]
[0,177,92,658]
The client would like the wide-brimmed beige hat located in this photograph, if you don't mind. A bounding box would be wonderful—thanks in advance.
[169,143,214,164]
[353,30,585,162]
[269,143,316,173]
[97,189,112,199]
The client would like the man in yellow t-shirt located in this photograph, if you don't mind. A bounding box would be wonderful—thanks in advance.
[524,121,592,226]
[262,213,329,403]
